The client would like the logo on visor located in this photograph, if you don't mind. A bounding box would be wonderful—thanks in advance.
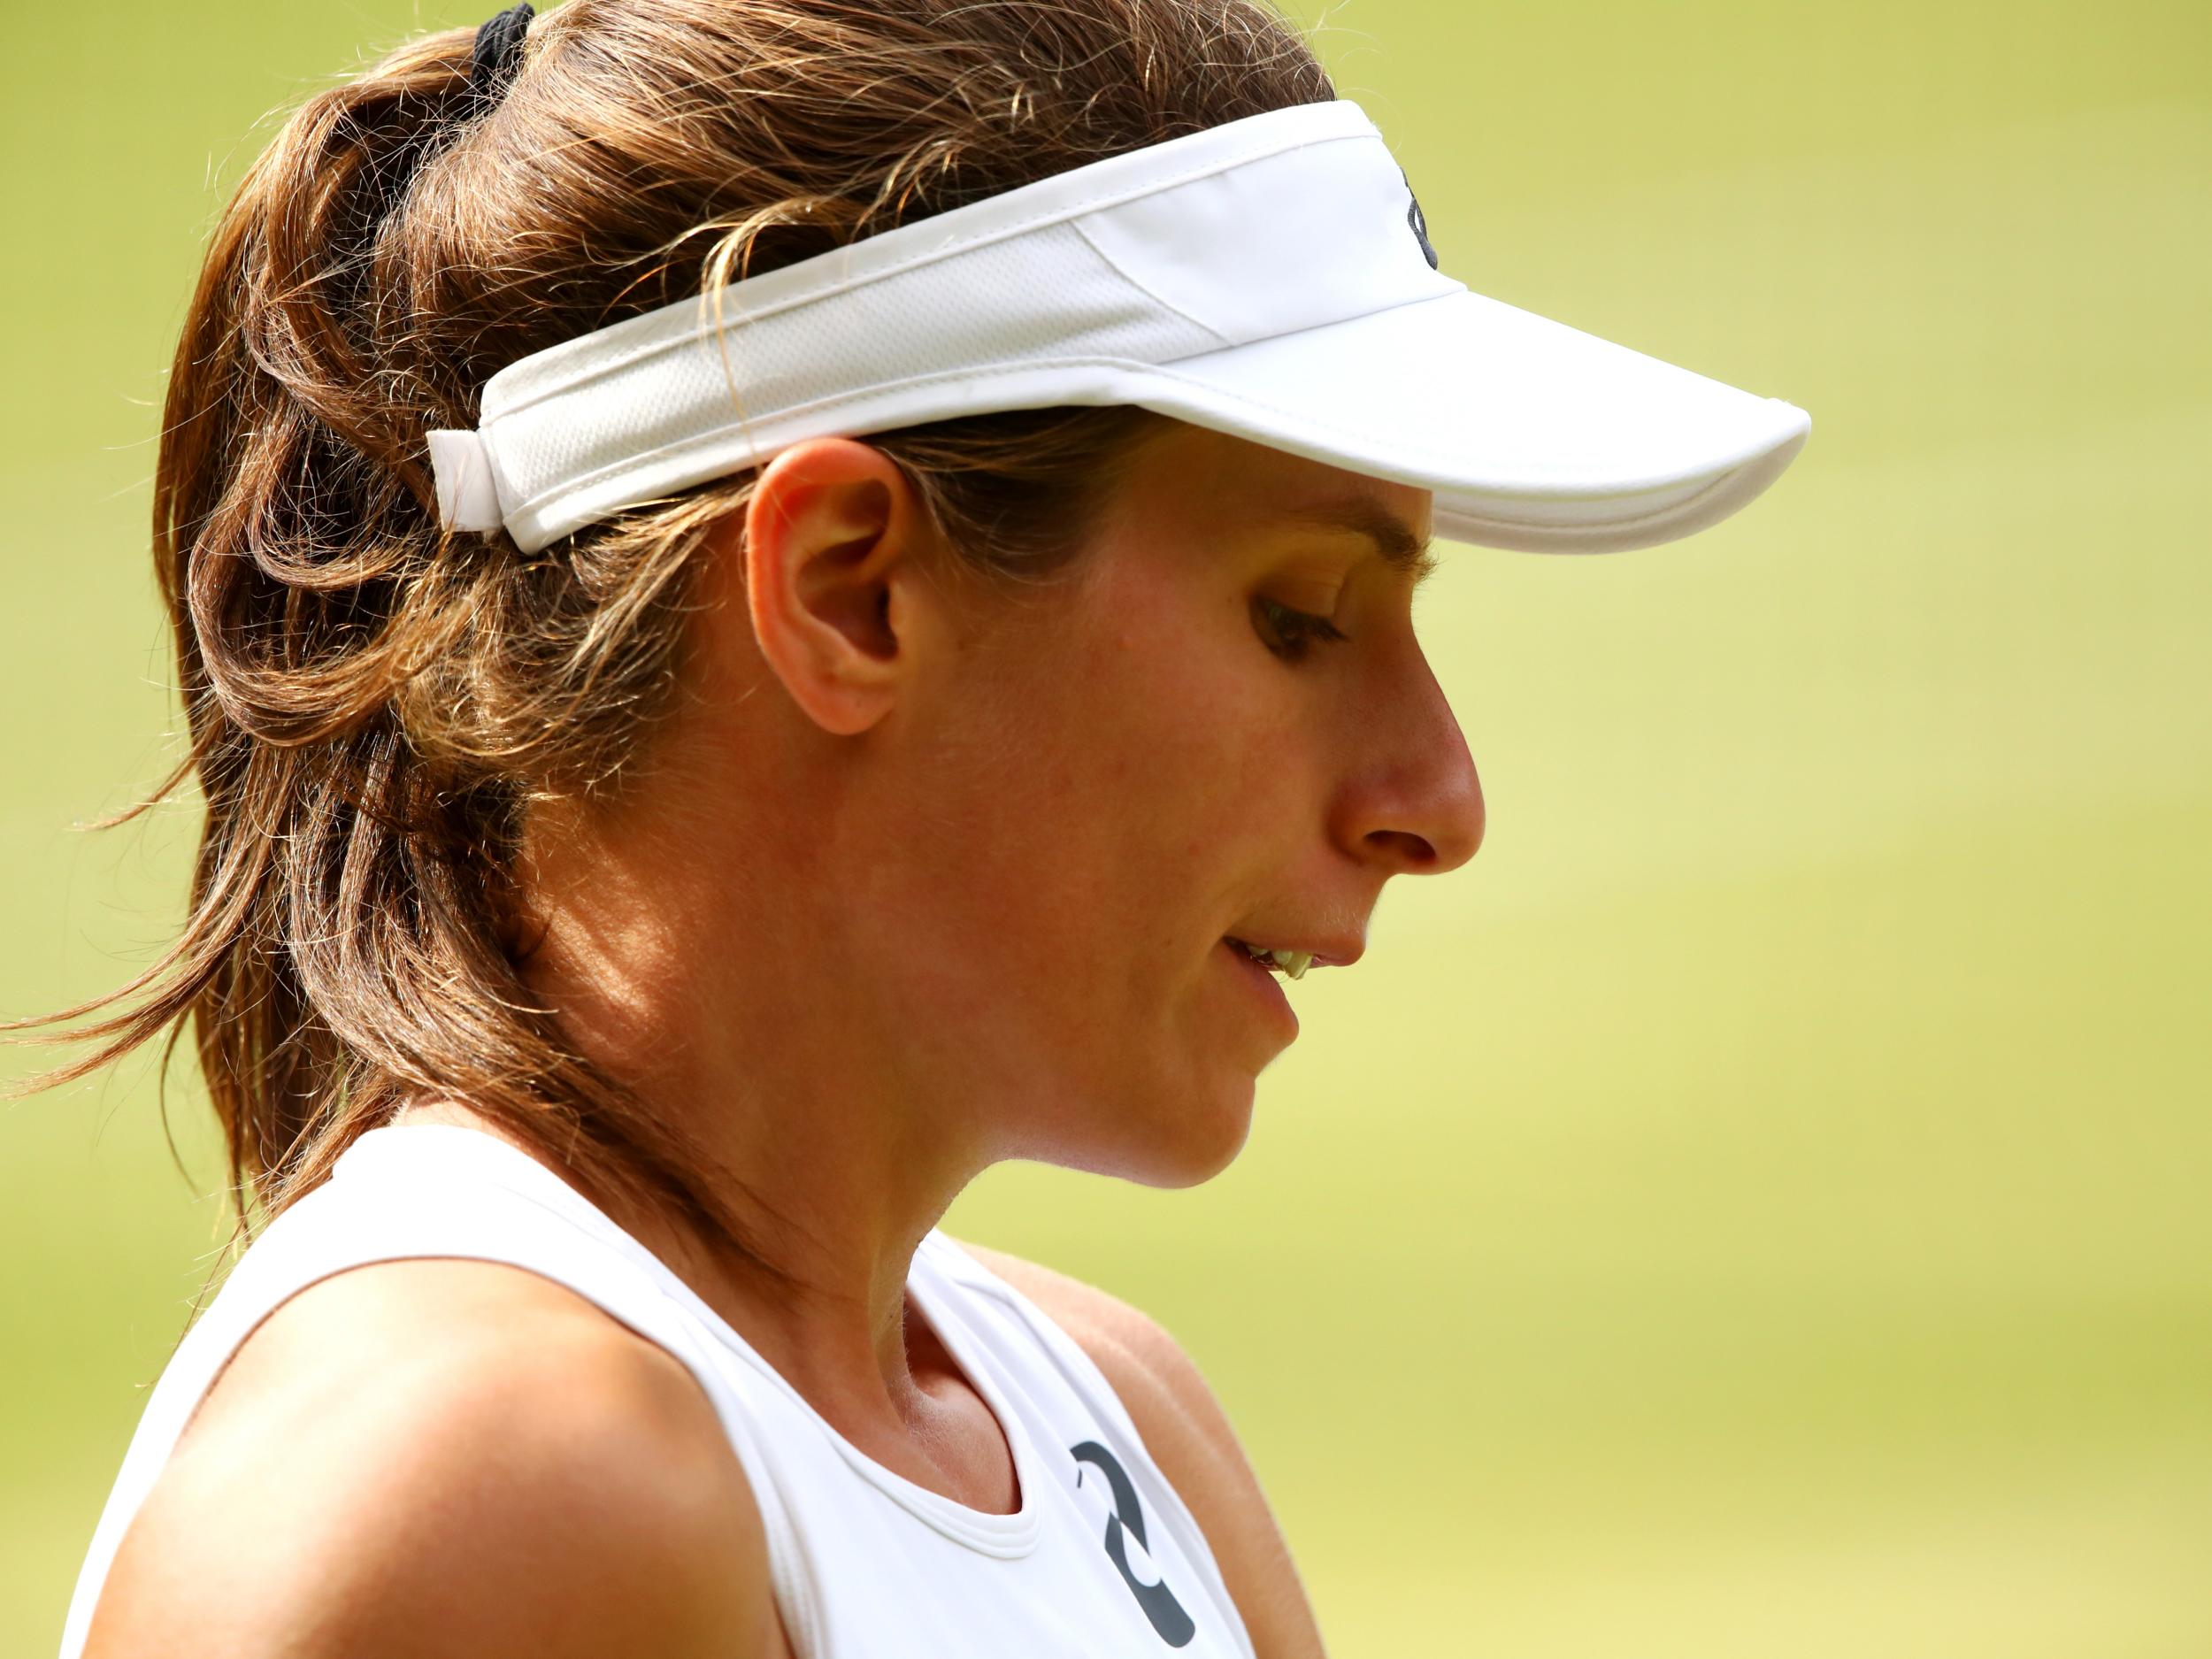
[1402,171,1440,269]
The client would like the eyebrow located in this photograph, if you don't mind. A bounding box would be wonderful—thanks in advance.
[1276,501,1441,590]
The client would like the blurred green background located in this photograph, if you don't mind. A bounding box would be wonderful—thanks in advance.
[4,0,2208,1653]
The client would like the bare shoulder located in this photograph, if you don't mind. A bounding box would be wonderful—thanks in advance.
[947,1238,1327,1659]
[86,1258,782,1659]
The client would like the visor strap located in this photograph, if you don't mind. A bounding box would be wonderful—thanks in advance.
[427,429,503,534]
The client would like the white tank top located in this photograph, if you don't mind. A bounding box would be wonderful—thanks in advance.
[58,1124,1257,1658]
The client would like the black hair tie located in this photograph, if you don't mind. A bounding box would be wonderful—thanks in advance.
[467,4,535,119]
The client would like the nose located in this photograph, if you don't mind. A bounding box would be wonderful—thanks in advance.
[1331,649,1486,877]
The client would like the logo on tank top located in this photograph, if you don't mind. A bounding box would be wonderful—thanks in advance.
[1070,1440,1198,1647]
[1402,170,1440,269]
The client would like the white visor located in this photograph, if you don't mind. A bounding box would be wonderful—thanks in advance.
[427,99,1810,556]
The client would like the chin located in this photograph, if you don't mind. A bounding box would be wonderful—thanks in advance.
[1096,1074,1258,1190]
[1011,1049,1258,1188]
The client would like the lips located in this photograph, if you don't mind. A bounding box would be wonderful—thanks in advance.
[1218,936,1299,1039]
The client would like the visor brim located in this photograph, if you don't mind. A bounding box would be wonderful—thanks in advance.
[1118,288,1812,554]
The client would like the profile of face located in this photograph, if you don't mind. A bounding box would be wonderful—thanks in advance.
[629,421,1485,1195]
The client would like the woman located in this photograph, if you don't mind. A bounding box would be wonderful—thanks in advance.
[42,0,1809,1653]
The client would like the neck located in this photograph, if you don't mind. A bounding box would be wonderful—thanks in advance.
[414,780,992,1440]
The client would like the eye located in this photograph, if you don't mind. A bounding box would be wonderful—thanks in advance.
[1252,595,1349,663]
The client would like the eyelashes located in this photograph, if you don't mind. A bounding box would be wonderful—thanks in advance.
[1252,595,1348,663]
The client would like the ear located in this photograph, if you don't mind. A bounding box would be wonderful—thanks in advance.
[738,438,947,737]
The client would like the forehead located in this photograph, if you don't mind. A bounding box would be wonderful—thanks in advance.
[1109,422,1438,580]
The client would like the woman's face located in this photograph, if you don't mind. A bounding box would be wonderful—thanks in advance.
[862,423,1485,1187]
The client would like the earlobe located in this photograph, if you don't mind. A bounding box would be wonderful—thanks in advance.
[741,440,933,737]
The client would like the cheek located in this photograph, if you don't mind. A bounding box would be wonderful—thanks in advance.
[911,605,1292,1164]
[1071,623,1270,850]
[929,573,1299,970]
[1105,621,1300,847]
[1033,621,1310,1031]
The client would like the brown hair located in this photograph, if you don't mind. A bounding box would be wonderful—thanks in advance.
[10,0,1333,1258]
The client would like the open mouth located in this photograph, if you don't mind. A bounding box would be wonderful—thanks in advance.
[1223,935,1313,979]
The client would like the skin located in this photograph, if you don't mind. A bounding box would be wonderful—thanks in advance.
[86,422,1483,1656]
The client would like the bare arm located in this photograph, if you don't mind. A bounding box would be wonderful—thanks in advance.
[951,1238,1328,1659]
[83,1260,781,1659]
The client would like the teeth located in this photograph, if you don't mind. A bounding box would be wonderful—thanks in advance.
[1233,938,1313,979]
